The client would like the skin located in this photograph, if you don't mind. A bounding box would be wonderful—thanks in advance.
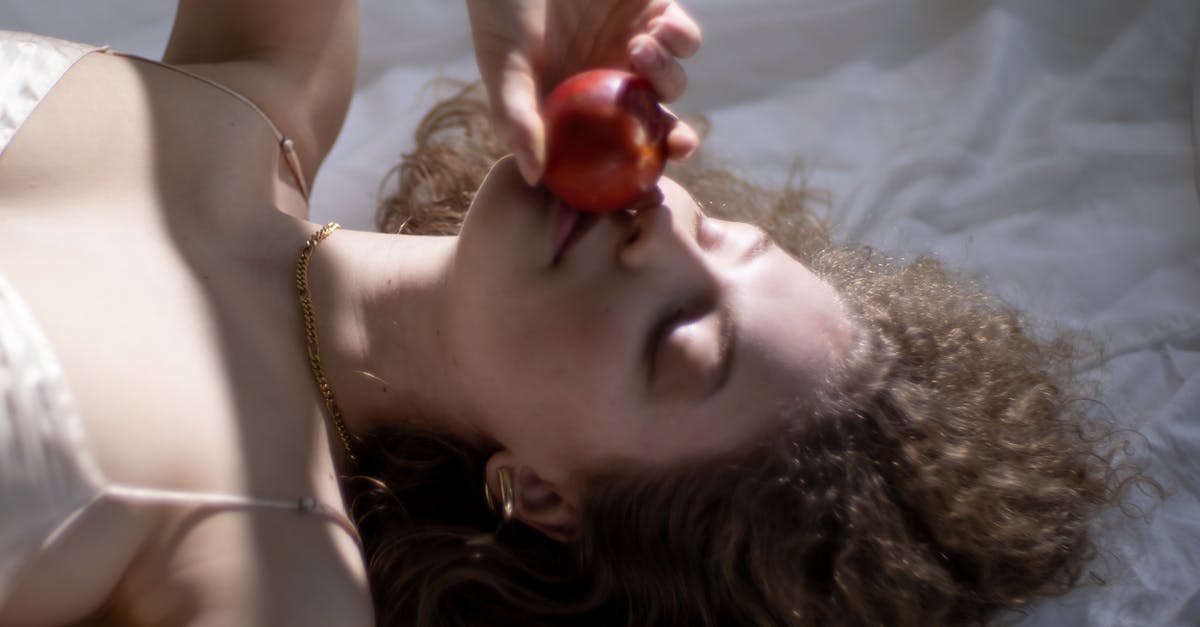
[0,1,369,624]
[448,159,856,537]
[291,159,856,544]
[0,0,847,623]
[0,45,371,627]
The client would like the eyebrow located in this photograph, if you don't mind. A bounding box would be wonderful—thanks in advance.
[705,302,737,400]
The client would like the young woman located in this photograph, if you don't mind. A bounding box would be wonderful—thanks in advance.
[0,1,1143,625]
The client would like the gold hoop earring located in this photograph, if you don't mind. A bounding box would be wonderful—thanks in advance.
[485,467,516,522]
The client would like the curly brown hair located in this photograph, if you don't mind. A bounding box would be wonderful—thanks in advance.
[348,82,1150,626]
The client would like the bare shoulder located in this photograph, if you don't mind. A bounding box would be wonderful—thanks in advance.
[163,0,361,182]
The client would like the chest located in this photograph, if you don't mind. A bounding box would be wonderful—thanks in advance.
[0,207,319,473]
[0,47,320,483]
[0,214,371,623]
[0,48,371,623]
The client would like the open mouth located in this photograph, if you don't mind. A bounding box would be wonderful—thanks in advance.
[551,202,599,266]
[548,187,662,266]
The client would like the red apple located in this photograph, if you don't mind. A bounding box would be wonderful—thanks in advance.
[542,69,671,213]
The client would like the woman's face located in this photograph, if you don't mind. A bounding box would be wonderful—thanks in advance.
[447,157,854,487]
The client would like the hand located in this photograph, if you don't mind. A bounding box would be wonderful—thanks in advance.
[466,0,703,185]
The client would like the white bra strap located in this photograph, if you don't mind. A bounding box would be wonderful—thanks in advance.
[102,484,360,547]
[85,480,360,542]
[44,485,360,550]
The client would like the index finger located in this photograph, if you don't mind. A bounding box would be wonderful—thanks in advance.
[648,2,702,59]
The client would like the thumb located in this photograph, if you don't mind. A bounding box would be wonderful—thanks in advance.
[493,67,546,186]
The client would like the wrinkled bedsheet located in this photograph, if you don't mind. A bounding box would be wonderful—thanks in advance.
[6,0,1198,624]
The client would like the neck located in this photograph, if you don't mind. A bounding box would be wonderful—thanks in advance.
[303,226,481,447]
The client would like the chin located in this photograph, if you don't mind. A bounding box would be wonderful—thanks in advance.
[456,157,554,272]
[463,157,548,233]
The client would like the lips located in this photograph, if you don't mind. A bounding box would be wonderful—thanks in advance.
[551,201,599,266]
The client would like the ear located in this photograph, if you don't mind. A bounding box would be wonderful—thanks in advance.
[485,451,579,542]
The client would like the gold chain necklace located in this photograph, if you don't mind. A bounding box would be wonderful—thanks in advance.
[296,222,356,462]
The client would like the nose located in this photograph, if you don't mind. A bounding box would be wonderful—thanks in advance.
[617,203,677,271]
[617,203,726,322]
[616,202,725,291]
[619,201,773,274]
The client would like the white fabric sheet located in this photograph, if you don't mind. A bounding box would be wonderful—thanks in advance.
[4,0,1197,624]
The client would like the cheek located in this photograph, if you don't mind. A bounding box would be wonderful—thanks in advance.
[466,299,638,466]
[456,278,632,405]
[517,302,629,387]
